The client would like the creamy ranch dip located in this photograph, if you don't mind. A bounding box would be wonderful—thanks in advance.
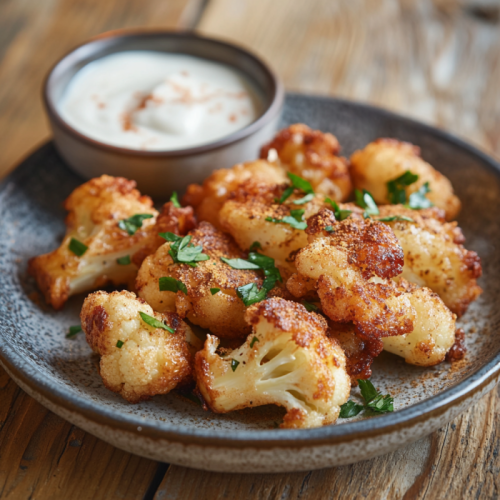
[58,51,261,151]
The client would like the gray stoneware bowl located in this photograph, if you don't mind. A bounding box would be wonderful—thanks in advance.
[1,94,499,473]
[43,30,284,198]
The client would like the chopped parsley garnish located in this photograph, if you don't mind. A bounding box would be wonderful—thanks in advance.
[387,170,419,205]
[159,277,187,294]
[118,213,153,235]
[325,197,352,221]
[69,238,88,257]
[116,255,131,265]
[159,232,209,267]
[339,379,394,418]
[139,312,175,333]
[66,325,82,338]
[210,287,220,295]
[408,182,433,209]
[249,241,262,252]
[236,282,267,306]
[302,301,319,312]
[231,359,240,372]
[250,336,259,348]
[220,257,260,270]
[376,215,415,223]
[277,172,314,204]
[184,391,202,406]
[266,208,308,230]
[324,225,335,233]
[355,189,379,218]
[170,191,181,208]
[116,340,124,348]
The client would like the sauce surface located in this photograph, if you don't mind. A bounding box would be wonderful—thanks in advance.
[58,51,261,151]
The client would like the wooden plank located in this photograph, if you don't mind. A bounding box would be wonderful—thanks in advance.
[0,0,204,180]
[152,0,500,497]
[198,0,500,158]
[0,366,165,499]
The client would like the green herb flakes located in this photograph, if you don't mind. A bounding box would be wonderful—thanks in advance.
[66,325,82,338]
[231,359,240,372]
[160,233,209,267]
[118,213,153,235]
[236,282,267,306]
[69,238,88,257]
[210,287,221,295]
[302,301,319,312]
[408,182,433,209]
[387,170,419,205]
[116,340,124,348]
[325,197,352,221]
[139,312,175,333]
[170,191,181,208]
[159,277,187,294]
[339,400,364,418]
[376,215,415,223]
[116,255,131,265]
[249,241,262,252]
[324,225,334,233]
[339,379,394,418]
[250,336,259,348]
[220,257,260,270]
[355,189,379,218]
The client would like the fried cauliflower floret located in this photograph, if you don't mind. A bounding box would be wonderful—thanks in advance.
[28,175,158,309]
[260,124,352,201]
[183,160,287,229]
[381,285,456,366]
[195,298,350,428]
[219,183,325,270]
[341,203,482,316]
[136,222,263,339]
[350,138,461,220]
[81,290,198,403]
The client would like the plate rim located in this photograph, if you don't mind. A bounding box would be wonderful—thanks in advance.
[1,92,500,449]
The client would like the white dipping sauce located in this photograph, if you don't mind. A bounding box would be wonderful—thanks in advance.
[58,51,261,151]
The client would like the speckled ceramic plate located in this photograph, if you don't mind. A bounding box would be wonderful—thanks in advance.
[1,94,499,473]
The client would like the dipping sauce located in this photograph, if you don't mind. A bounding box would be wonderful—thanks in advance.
[58,51,261,151]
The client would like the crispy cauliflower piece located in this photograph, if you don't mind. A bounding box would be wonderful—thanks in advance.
[381,284,456,366]
[195,298,351,428]
[28,175,158,309]
[341,203,482,316]
[219,183,325,270]
[182,160,287,229]
[136,222,263,339]
[81,290,198,403]
[260,123,352,201]
[350,138,461,220]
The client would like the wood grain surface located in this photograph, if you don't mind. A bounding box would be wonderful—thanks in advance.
[0,0,499,499]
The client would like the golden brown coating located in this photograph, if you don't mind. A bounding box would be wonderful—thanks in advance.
[260,124,352,201]
[342,203,482,316]
[350,138,461,220]
[29,175,158,309]
[136,222,263,339]
[81,290,196,403]
[194,298,351,429]
[182,160,287,229]
[219,183,324,270]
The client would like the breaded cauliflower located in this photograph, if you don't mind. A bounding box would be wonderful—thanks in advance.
[183,160,287,229]
[81,290,198,403]
[195,298,351,428]
[260,124,352,201]
[219,183,325,270]
[350,138,461,220]
[341,203,482,316]
[136,222,263,339]
[29,175,158,309]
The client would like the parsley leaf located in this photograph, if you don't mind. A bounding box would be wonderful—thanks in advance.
[139,312,175,333]
[118,214,153,235]
[358,379,379,403]
[69,238,88,257]
[408,182,433,209]
[387,170,419,205]
[276,186,295,204]
[266,209,308,230]
[325,197,352,221]
[355,189,379,218]
[66,325,82,338]
[287,172,314,194]
[250,336,259,348]
[220,257,260,270]
[249,241,262,252]
[365,394,394,414]
[302,301,319,312]
[292,193,315,205]
[210,287,220,295]
[116,255,131,265]
[231,359,240,372]
[236,282,267,306]
[324,225,335,233]
[376,215,415,223]
[170,191,181,208]
[339,400,364,418]
[116,340,124,348]
[159,277,187,294]
[161,233,210,267]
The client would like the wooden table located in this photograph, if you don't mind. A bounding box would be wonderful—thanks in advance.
[1,0,499,498]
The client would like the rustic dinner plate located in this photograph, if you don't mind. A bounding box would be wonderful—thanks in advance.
[1,94,499,473]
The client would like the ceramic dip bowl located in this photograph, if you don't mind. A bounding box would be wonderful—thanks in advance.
[43,30,284,197]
